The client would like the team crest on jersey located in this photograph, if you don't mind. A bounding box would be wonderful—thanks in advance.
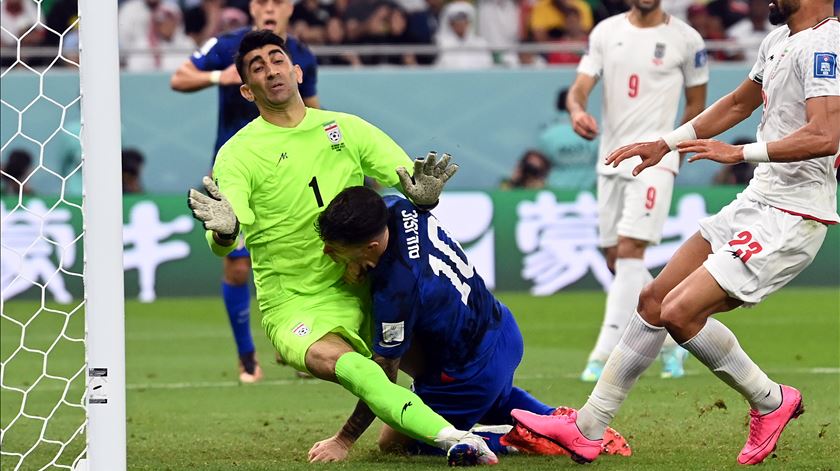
[695,49,707,68]
[323,121,346,151]
[291,322,310,337]
[814,52,837,79]
[653,42,666,65]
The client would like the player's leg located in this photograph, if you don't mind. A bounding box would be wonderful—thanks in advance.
[221,246,260,383]
[512,231,714,462]
[581,174,623,381]
[305,334,497,464]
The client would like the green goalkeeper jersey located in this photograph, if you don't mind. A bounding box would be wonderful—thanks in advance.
[206,108,412,312]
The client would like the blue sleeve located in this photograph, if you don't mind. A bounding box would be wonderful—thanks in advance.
[190,36,227,71]
[371,261,419,359]
[298,52,318,99]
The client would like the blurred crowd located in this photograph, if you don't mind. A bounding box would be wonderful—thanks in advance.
[3,0,839,70]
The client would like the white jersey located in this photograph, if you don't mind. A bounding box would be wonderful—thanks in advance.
[578,13,709,176]
[744,18,840,224]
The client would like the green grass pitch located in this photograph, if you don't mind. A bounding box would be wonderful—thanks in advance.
[1,288,838,470]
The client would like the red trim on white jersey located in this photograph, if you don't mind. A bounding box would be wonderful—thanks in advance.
[812,17,839,30]
[773,206,839,225]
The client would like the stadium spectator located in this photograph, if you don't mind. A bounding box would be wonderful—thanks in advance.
[1,0,45,66]
[706,0,750,29]
[529,0,594,42]
[122,148,146,194]
[476,0,521,66]
[500,150,552,189]
[435,1,493,69]
[687,3,743,60]
[219,6,250,33]
[537,88,597,190]
[727,0,774,62]
[661,0,696,21]
[125,2,196,71]
[545,6,588,64]
[320,17,363,65]
[404,0,445,64]
[353,2,418,65]
[592,0,631,23]
[0,149,34,196]
[183,0,225,45]
[118,0,165,59]
[712,138,756,185]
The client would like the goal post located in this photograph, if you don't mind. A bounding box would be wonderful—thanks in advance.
[78,0,127,469]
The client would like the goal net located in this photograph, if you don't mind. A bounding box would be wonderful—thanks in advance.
[1,1,125,470]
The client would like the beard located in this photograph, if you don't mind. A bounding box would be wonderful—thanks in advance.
[768,0,797,25]
[633,0,661,14]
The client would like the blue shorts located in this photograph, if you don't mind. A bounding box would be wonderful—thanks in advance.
[412,305,523,430]
[227,235,249,259]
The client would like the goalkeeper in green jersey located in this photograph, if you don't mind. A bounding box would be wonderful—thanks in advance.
[187,30,497,466]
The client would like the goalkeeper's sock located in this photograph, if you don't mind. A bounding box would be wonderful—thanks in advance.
[577,311,666,440]
[588,258,651,362]
[334,351,453,447]
[221,281,255,371]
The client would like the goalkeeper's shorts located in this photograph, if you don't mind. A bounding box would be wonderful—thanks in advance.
[261,283,372,374]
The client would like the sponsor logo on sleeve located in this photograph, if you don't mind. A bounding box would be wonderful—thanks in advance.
[814,52,837,79]
[695,49,708,68]
[380,321,405,346]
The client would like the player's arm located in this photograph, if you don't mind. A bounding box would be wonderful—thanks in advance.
[170,60,241,92]
[681,95,840,164]
[680,84,707,125]
[605,78,763,175]
[567,73,599,140]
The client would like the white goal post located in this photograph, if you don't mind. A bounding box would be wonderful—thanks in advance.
[78,0,126,469]
[0,0,126,469]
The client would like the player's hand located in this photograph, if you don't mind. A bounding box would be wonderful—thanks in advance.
[308,435,352,462]
[219,64,242,86]
[570,110,599,140]
[678,139,744,164]
[397,151,458,207]
[605,139,671,176]
[187,176,239,239]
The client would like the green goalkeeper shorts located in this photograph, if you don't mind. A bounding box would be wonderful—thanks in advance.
[261,282,372,374]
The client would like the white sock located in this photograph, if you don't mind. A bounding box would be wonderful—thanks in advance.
[681,317,782,414]
[589,258,652,362]
[578,311,667,439]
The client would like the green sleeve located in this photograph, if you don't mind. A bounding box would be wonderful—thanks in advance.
[353,116,413,188]
[206,230,236,257]
[204,147,254,256]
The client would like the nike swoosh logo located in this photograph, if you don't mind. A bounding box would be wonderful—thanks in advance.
[740,425,783,460]
[572,437,602,449]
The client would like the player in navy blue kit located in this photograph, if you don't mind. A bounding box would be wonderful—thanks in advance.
[171,0,319,383]
[307,186,631,463]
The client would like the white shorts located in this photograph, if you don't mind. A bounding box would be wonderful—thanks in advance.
[597,169,674,247]
[699,196,827,306]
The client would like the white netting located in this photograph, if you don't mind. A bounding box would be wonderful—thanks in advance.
[1,1,88,469]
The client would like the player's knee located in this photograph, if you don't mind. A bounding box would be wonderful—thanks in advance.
[224,259,250,285]
[637,282,663,322]
[659,292,690,332]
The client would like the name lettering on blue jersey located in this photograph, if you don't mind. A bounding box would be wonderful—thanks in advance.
[401,209,420,259]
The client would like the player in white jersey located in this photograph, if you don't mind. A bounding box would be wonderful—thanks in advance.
[511,0,839,465]
[566,0,709,382]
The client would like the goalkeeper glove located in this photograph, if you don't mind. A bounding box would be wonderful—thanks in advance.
[187,176,240,240]
[396,151,458,208]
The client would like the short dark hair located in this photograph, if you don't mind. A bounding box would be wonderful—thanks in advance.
[235,30,291,81]
[316,186,389,246]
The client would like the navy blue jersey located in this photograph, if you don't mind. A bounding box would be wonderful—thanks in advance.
[370,196,503,379]
[190,27,318,154]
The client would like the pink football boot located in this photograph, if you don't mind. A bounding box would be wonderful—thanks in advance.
[738,385,804,465]
[511,408,603,463]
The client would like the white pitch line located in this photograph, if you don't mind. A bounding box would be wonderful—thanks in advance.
[7,368,837,393]
[125,367,840,391]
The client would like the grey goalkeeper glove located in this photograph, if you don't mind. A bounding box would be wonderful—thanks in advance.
[396,151,459,208]
[187,176,240,240]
